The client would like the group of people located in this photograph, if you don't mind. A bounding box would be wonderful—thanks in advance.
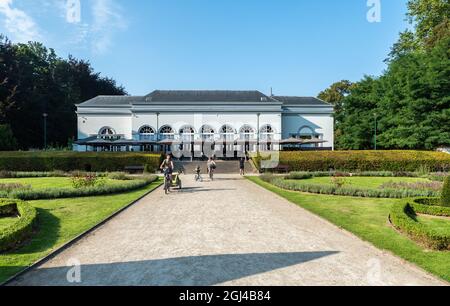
[159,154,247,190]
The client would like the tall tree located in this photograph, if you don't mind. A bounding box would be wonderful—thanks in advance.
[0,36,126,150]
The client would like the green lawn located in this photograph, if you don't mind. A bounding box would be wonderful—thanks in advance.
[247,176,450,282]
[0,177,124,190]
[289,176,432,189]
[417,215,450,236]
[0,179,161,284]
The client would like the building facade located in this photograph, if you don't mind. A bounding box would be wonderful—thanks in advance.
[75,90,334,157]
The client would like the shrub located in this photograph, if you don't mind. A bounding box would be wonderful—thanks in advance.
[285,172,314,180]
[0,199,37,252]
[107,172,132,181]
[0,183,31,193]
[0,152,160,173]
[8,175,159,201]
[441,176,450,207]
[71,173,104,189]
[255,151,450,172]
[409,198,450,217]
[390,202,450,250]
[267,177,439,199]
[379,181,443,192]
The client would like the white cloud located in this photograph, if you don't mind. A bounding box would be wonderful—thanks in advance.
[91,0,126,54]
[0,0,41,43]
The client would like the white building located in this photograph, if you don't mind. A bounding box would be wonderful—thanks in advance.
[75,90,334,157]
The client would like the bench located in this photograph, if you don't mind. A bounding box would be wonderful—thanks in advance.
[273,164,290,174]
[124,166,145,174]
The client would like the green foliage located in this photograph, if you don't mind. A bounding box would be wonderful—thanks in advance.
[70,173,105,189]
[441,176,450,207]
[0,36,126,150]
[107,172,132,181]
[259,151,450,172]
[0,151,160,172]
[321,1,450,150]
[261,176,439,199]
[0,199,37,252]
[7,176,158,201]
[390,202,450,250]
[0,125,17,151]
[410,198,450,217]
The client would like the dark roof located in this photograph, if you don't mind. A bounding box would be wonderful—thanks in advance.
[144,90,275,102]
[78,95,145,107]
[273,96,331,106]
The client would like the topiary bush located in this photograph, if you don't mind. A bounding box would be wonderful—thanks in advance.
[441,176,450,207]
[0,199,37,252]
[390,202,450,251]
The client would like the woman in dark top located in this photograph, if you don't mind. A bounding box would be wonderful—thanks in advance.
[239,157,245,176]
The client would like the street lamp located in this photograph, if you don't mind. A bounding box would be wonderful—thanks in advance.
[43,113,48,150]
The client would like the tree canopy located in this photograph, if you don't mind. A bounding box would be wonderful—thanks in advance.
[320,0,450,150]
[0,36,126,150]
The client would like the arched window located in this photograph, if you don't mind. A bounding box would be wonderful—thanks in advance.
[239,125,256,140]
[159,125,175,140]
[139,126,155,141]
[298,126,315,140]
[99,127,116,140]
[220,125,236,140]
[260,125,275,141]
[200,125,215,141]
[179,125,195,142]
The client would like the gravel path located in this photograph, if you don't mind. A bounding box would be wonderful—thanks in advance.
[9,174,446,286]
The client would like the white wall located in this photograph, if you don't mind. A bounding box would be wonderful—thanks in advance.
[78,115,132,139]
[282,114,334,149]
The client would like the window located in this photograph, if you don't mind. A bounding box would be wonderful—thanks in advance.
[260,125,275,141]
[220,125,235,140]
[298,126,315,140]
[159,125,175,140]
[99,127,116,140]
[239,125,256,140]
[139,126,155,141]
[179,125,195,142]
[200,125,215,141]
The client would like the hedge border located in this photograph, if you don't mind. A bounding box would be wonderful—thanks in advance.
[409,198,450,217]
[253,150,450,172]
[0,152,161,172]
[6,175,159,201]
[261,176,440,199]
[389,202,450,251]
[0,199,37,252]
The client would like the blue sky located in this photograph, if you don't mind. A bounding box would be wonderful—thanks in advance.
[0,0,409,96]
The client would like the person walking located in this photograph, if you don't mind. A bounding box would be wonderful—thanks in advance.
[239,157,245,176]
[207,157,216,181]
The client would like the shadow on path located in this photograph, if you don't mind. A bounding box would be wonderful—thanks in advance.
[11,251,339,286]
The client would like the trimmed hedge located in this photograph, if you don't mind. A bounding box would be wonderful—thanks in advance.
[442,176,450,207]
[0,152,161,172]
[260,176,439,199]
[8,175,159,201]
[255,151,450,172]
[0,199,37,252]
[410,198,450,217]
[390,202,450,251]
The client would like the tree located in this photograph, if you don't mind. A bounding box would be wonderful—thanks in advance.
[0,124,17,151]
[0,36,126,150]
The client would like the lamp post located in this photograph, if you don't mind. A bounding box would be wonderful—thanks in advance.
[43,113,48,150]
[374,112,378,150]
